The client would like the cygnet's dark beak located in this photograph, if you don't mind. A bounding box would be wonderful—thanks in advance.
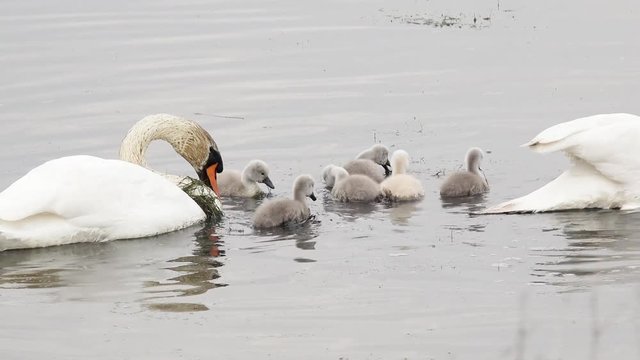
[263,176,275,189]
[309,192,317,201]
[383,160,392,177]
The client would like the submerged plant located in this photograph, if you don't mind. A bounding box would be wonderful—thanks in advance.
[178,177,223,221]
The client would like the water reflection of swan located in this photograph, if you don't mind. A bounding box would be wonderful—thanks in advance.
[254,217,321,251]
[144,224,227,312]
[322,192,381,222]
[0,222,227,312]
[441,194,488,214]
[386,202,421,226]
[531,211,640,287]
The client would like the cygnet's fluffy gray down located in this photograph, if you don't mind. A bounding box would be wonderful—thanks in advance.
[342,144,392,183]
[381,150,424,201]
[218,159,275,198]
[322,164,337,189]
[326,165,382,202]
[343,160,385,183]
[253,174,316,228]
[440,147,489,198]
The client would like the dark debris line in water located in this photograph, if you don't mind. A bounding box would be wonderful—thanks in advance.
[384,11,493,29]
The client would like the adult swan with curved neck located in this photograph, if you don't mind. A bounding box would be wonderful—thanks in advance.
[0,114,223,251]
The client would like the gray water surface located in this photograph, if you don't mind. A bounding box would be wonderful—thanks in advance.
[1,0,640,359]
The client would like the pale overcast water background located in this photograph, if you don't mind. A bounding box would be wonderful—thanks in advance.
[1,0,640,359]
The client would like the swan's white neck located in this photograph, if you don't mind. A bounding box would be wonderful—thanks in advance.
[119,114,211,171]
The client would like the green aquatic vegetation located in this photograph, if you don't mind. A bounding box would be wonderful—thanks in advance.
[178,177,223,221]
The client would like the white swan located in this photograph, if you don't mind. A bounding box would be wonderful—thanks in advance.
[217,160,275,198]
[253,175,316,228]
[0,114,223,251]
[381,150,424,201]
[440,147,489,198]
[485,113,640,213]
[324,165,382,202]
[343,144,391,183]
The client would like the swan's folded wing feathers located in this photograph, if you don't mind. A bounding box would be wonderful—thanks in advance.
[567,121,640,186]
[525,113,640,153]
[0,158,69,221]
[0,156,205,238]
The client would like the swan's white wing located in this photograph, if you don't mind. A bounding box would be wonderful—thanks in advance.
[0,155,205,243]
[484,158,625,213]
[525,113,640,153]
[485,114,640,213]
[525,114,640,187]
[568,123,640,188]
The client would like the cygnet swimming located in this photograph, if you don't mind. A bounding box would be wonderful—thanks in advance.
[322,164,338,189]
[253,175,316,228]
[325,165,382,202]
[381,150,424,201]
[343,144,392,183]
[439,148,489,198]
[218,159,275,198]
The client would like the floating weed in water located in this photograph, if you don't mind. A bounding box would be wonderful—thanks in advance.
[432,169,446,178]
[146,302,209,312]
[384,11,493,29]
[178,177,223,221]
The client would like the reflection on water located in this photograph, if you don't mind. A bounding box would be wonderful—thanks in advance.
[440,194,488,214]
[385,201,421,226]
[253,216,321,252]
[321,191,383,220]
[0,268,65,289]
[531,211,640,289]
[220,196,263,212]
[0,242,110,290]
[0,222,229,312]
[144,223,227,312]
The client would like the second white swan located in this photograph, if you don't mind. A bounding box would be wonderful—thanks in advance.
[485,113,640,213]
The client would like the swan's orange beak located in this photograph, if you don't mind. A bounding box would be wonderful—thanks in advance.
[206,164,220,196]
